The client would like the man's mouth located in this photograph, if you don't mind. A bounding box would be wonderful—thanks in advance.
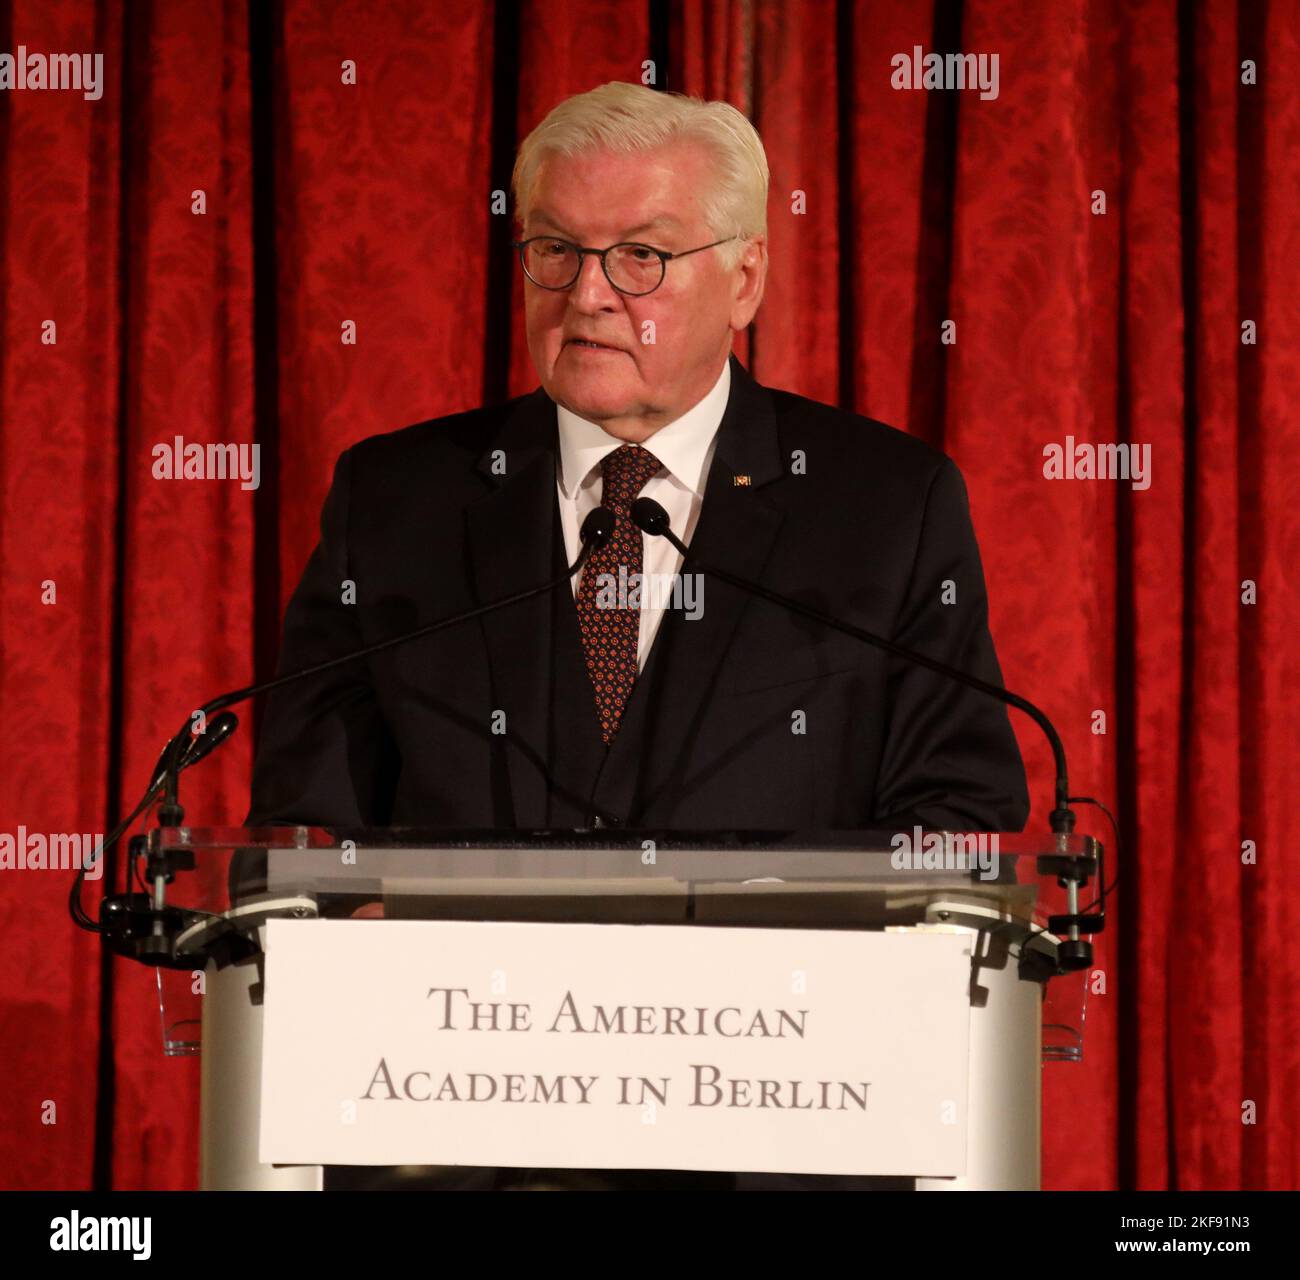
[566,338,623,352]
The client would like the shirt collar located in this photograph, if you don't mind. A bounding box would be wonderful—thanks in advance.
[556,358,731,499]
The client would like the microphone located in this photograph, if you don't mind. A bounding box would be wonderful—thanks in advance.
[75,507,615,935]
[142,710,239,793]
[629,496,1076,836]
[629,497,1104,971]
[179,711,240,771]
[151,504,615,824]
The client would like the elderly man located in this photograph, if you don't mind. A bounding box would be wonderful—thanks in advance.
[247,81,1028,1190]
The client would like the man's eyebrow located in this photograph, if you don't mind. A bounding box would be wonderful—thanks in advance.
[527,211,684,240]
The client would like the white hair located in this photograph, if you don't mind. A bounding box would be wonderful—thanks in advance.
[512,81,769,270]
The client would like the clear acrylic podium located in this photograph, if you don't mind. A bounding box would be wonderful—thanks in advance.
[136,826,1098,1191]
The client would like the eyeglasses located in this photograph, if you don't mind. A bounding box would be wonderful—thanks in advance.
[512,235,738,297]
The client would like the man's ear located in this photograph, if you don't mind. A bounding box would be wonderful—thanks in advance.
[730,235,768,331]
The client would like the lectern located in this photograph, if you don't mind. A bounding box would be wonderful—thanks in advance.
[112,827,1100,1191]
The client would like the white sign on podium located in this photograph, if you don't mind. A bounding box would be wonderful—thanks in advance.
[259,919,972,1177]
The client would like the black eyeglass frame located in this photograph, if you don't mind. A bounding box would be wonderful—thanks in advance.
[511,235,739,297]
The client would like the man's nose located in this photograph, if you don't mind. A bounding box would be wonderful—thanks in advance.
[568,250,621,310]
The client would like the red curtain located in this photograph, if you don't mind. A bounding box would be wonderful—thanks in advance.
[1,0,1296,1191]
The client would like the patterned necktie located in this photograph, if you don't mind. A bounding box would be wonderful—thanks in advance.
[575,444,663,743]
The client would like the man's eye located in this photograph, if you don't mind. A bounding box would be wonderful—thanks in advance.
[538,240,570,256]
[628,246,657,261]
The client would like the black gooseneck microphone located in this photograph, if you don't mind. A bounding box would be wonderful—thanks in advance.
[154,505,616,827]
[629,496,1077,837]
[629,496,1105,971]
[71,507,616,935]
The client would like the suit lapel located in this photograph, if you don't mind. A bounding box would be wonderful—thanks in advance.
[601,354,788,819]
[465,388,561,827]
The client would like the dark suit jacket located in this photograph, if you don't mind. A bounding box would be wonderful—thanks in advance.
[246,353,1029,835]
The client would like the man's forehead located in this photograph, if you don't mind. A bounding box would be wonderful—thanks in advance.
[528,207,685,237]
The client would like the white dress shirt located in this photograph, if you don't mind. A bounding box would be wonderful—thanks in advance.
[556,358,731,671]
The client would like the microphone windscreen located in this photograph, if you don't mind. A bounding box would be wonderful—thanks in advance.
[182,711,240,770]
[580,506,616,549]
[630,497,670,535]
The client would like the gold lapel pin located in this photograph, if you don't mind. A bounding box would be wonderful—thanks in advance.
[733,474,752,487]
